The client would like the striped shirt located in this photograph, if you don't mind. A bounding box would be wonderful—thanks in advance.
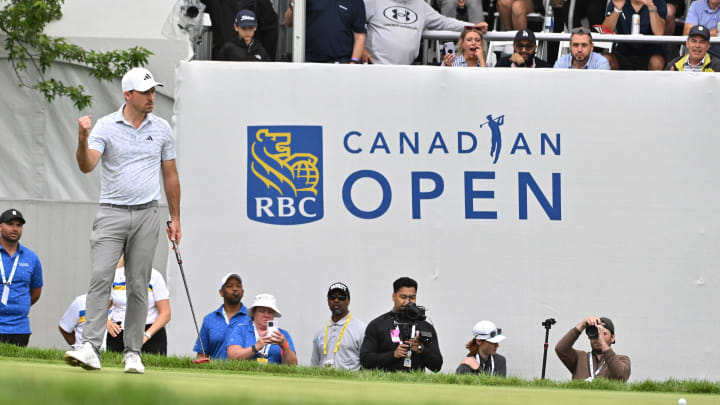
[444,54,484,67]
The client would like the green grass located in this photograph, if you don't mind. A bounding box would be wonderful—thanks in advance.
[1,343,719,404]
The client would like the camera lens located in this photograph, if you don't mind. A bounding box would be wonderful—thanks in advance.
[586,325,598,339]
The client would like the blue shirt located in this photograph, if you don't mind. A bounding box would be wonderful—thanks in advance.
[306,0,367,62]
[553,51,611,69]
[193,303,249,359]
[0,243,43,334]
[224,322,296,364]
[686,0,720,56]
[606,0,667,55]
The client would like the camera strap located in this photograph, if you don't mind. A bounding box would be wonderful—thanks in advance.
[586,352,606,381]
[323,313,352,356]
[253,323,271,357]
[475,354,495,376]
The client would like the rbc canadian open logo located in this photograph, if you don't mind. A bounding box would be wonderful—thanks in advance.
[247,126,324,225]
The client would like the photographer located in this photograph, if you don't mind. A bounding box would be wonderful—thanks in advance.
[456,320,507,377]
[359,277,443,372]
[555,316,631,381]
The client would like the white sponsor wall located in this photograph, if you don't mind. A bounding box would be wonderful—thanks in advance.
[168,61,720,381]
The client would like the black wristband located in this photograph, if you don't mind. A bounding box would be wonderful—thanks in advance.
[251,344,259,353]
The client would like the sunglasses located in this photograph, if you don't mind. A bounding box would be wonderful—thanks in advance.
[515,42,535,50]
[571,27,592,35]
[327,295,348,301]
[475,328,502,339]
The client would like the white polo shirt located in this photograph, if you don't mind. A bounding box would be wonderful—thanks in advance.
[109,267,169,324]
[58,294,87,349]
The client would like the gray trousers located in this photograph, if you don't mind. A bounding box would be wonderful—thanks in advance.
[436,0,485,24]
[82,204,161,353]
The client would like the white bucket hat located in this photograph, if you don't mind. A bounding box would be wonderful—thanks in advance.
[248,293,282,318]
[472,320,506,343]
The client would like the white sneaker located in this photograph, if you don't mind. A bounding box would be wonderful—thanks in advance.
[64,342,101,370]
[124,351,145,374]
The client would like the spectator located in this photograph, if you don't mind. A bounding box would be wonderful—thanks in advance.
[553,27,611,69]
[667,25,720,71]
[226,293,297,365]
[202,0,279,60]
[194,273,250,360]
[443,27,487,66]
[0,209,42,347]
[665,0,685,35]
[363,0,488,64]
[555,316,631,381]
[284,0,367,63]
[456,320,507,376]
[310,282,366,370]
[359,277,443,372]
[217,10,269,61]
[106,257,171,355]
[602,0,667,70]
[498,0,536,30]
[59,294,88,350]
[435,0,485,23]
[684,0,720,58]
[495,29,550,67]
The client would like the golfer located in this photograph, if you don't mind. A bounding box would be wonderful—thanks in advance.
[64,67,181,374]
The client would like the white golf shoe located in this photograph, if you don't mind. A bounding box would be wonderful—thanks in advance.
[64,342,101,370]
[124,351,145,374]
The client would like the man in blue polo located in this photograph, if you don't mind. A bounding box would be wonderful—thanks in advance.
[684,0,720,58]
[0,208,43,347]
[285,0,367,63]
[194,273,249,360]
[553,28,611,69]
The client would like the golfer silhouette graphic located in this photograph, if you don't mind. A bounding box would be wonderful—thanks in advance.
[479,114,504,164]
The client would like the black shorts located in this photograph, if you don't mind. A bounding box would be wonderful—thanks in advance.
[613,48,664,70]
[0,333,30,347]
[106,324,167,355]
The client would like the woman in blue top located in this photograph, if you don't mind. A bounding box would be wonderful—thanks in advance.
[225,293,297,365]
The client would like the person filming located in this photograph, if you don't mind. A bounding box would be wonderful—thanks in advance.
[555,316,631,381]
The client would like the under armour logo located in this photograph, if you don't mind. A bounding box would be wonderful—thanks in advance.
[146,136,153,141]
[144,73,152,80]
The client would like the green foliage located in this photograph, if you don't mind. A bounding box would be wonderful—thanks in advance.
[0,0,152,109]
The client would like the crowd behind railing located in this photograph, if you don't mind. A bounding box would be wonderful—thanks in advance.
[195,0,720,71]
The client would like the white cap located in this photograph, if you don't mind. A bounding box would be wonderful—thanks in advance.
[472,320,506,343]
[219,273,242,290]
[121,67,164,92]
[248,293,282,318]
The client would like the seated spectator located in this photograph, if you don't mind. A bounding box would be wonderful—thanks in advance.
[58,294,87,350]
[363,0,488,64]
[667,25,720,71]
[106,257,171,355]
[225,293,297,365]
[684,0,720,58]
[202,0,279,60]
[443,27,487,66]
[217,10,269,61]
[498,0,536,30]
[602,0,667,70]
[284,0,367,63]
[456,320,507,377]
[194,273,249,360]
[434,0,485,24]
[553,27,611,69]
[495,29,550,67]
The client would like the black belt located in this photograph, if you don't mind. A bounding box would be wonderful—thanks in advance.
[100,201,158,210]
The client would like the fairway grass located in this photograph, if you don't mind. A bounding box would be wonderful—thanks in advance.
[1,358,716,405]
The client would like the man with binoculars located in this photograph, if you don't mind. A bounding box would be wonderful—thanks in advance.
[555,316,631,381]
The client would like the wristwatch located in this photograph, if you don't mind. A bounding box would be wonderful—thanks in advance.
[251,344,259,353]
[144,331,152,339]
[613,7,622,13]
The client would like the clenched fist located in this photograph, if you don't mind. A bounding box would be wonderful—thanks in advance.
[78,115,92,140]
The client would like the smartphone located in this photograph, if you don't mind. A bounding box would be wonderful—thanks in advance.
[267,320,279,336]
[443,42,455,55]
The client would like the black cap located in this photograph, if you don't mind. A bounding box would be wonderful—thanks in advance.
[514,29,536,43]
[689,25,710,41]
[600,317,615,334]
[327,282,350,298]
[0,209,25,224]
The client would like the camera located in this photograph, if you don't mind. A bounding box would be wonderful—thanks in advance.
[393,303,433,344]
[586,325,599,339]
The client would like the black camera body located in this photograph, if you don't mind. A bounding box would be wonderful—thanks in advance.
[393,303,433,344]
[586,325,599,339]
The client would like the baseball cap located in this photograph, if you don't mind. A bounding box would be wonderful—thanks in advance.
[0,208,25,224]
[514,29,536,43]
[327,282,350,298]
[689,25,710,41]
[472,320,506,343]
[121,67,164,92]
[599,317,615,334]
[235,9,258,28]
[219,273,242,289]
[248,293,282,318]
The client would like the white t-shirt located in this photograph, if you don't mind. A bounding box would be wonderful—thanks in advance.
[58,294,87,350]
[109,267,170,324]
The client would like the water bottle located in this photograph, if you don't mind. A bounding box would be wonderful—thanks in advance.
[544,8,554,33]
[631,14,640,35]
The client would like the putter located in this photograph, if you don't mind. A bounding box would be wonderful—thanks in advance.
[167,221,210,364]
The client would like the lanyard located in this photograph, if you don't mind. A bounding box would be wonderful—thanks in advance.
[253,323,271,357]
[222,308,229,325]
[323,313,352,356]
[475,354,495,376]
[587,352,606,381]
[0,252,19,286]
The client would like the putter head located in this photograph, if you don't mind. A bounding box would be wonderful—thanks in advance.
[191,358,210,364]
